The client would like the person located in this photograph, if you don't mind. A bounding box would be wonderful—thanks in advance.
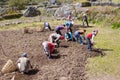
[41,22,52,31]
[79,29,86,40]
[55,24,65,35]
[65,31,73,41]
[86,30,98,51]
[17,53,32,74]
[74,30,84,45]
[82,13,89,27]
[67,12,72,21]
[49,33,64,47]
[65,20,73,33]
[42,41,55,59]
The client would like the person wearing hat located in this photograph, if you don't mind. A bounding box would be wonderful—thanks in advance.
[41,22,52,32]
[49,33,64,47]
[74,30,84,45]
[86,30,98,51]
[42,41,55,59]
[17,53,32,74]
[82,12,89,27]
[55,24,66,35]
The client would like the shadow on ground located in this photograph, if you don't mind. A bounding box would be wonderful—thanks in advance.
[88,48,113,57]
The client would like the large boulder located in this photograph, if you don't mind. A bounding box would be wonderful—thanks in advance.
[54,5,76,19]
[23,6,40,17]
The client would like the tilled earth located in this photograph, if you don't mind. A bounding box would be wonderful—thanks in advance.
[0,26,103,80]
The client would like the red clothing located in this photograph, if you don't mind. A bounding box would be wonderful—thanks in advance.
[48,43,55,53]
[87,33,92,39]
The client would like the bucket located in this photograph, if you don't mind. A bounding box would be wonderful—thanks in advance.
[1,59,17,74]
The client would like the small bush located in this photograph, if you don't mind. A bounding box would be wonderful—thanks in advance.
[112,22,120,29]
[81,2,91,7]
[2,13,23,19]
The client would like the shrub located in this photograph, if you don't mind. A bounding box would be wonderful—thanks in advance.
[2,13,23,19]
[81,2,91,7]
[112,22,120,29]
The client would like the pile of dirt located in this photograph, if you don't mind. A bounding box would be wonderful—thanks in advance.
[0,26,103,80]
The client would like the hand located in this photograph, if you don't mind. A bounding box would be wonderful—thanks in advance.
[31,66,33,69]
[54,40,57,42]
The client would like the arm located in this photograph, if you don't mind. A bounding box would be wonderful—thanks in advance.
[54,34,61,42]
[91,34,95,43]
[28,60,33,69]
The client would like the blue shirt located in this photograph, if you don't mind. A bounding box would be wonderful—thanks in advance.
[74,31,80,37]
[65,32,73,39]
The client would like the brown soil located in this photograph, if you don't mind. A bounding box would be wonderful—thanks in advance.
[0,26,104,80]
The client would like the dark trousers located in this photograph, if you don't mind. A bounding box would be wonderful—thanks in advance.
[56,30,62,35]
[82,18,89,27]
[86,38,92,50]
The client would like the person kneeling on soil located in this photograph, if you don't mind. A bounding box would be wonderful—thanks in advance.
[55,24,66,35]
[42,41,56,59]
[41,22,52,32]
[49,33,64,47]
[17,53,33,74]
[65,31,73,41]
[86,30,98,51]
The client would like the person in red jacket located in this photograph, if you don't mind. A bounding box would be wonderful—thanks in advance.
[86,30,98,51]
[42,41,55,59]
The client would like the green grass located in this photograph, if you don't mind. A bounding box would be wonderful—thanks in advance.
[86,24,120,79]
[0,20,65,30]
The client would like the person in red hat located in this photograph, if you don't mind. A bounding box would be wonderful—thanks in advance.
[86,30,98,51]
[42,41,55,59]
[49,33,64,47]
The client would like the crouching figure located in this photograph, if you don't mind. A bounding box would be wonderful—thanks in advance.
[42,41,56,59]
[17,53,32,74]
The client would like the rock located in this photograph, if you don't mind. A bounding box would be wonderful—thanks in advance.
[23,6,40,17]
[54,4,76,19]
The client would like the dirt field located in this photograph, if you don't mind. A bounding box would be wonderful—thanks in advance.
[0,26,103,80]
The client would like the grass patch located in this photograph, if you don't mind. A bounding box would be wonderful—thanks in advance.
[0,20,65,30]
[112,22,120,29]
[86,25,120,79]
